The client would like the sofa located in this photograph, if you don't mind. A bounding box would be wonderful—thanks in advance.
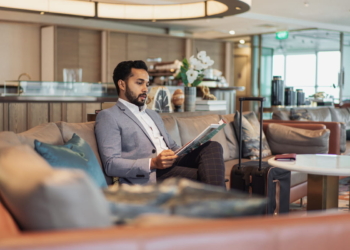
[0,111,336,201]
[271,107,350,155]
[0,111,341,249]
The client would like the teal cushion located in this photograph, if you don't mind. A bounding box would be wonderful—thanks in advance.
[34,133,107,188]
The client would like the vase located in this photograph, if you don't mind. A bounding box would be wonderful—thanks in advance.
[184,86,197,112]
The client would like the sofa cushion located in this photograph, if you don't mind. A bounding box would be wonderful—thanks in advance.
[272,110,291,120]
[289,108,312,121]
[161,115,182,147]
[220,114,239,160]
[0,145,112,231]
[233,111,272,160]
[176,115,231,161]
[266,123,330,155]
[17,122,63,148]
[307,108,332,121]
[34,133,108,188]
[329,108,350,129]
[0,131,22,150]
[55,121,113,185]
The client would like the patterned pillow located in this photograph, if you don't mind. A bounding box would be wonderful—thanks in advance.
[233,111,272,160]
[290,108,312,121]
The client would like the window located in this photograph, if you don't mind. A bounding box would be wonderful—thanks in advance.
[272,51,340,101]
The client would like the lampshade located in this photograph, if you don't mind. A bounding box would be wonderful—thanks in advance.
[0,0,251,21]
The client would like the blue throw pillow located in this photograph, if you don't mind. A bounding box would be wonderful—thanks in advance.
[34,133,107,188]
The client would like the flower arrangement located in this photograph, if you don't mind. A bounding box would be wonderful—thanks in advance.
[179,51,214,87]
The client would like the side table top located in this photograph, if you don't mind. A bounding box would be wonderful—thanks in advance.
[268,154,350,176]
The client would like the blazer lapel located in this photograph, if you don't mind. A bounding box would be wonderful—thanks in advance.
[117,102,156,148]
[145,109,171,147]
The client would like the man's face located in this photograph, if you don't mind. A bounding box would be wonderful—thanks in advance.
[123,68,149,107]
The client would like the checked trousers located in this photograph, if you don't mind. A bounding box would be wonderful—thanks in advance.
[156,141,226,188]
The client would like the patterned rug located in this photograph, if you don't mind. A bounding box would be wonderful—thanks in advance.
[290,177,350,212]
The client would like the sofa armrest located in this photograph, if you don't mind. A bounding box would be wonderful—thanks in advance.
[3,213,350,250]
[264,120,341,155]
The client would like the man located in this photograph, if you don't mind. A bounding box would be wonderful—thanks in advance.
[95,60,225,187]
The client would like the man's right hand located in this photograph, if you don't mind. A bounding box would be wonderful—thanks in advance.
[150,149,178,170]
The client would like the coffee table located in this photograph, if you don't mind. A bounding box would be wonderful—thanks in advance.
[268,154,350,211]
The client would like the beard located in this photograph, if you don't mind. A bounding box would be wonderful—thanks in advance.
[125,84,147,107]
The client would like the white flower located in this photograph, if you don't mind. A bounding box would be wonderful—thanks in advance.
[197,51,207,61]
[186,69,198,84]
[189,56,204,71]
[201,56,214,69]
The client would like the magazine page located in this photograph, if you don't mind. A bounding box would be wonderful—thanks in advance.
[175,119,226,156]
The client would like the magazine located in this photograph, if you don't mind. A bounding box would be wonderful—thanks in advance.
[174,119,227,156]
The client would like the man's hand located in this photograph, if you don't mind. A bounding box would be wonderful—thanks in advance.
[151,150,178,170]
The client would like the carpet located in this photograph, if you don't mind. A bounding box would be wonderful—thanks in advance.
[290,177,350,212]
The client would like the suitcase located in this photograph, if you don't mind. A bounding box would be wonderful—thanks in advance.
[230,97,291,215]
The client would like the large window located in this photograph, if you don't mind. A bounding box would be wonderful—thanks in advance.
[317,51,340,99]
[272,51,340,101]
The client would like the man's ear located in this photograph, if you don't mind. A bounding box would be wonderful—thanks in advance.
[118,80,126,91]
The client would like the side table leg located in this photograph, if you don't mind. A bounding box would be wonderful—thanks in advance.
[307,174,339,211]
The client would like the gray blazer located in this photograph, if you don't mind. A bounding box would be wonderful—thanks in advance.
[95,101,180,185]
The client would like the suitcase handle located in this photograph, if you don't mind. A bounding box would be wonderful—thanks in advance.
[239,97,265,101]
[238,97,265,171]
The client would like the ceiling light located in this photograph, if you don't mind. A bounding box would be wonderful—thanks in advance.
[0,0,95,16]
[0,0,251,21]
[239,39,245,44]
[229,30,236,35]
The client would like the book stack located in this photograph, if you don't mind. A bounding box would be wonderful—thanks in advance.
[195,100,227,111]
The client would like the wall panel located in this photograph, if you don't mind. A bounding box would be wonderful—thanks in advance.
[193,39,225,75]
[56,27,79,81]
[82,102,100,122]
[49,103,62,122]
[167,37,186,61]
[147,36,169,63]
[0,103,3,132]
[109,32,127,81]
[79,30,101,82]
[66,103,83,123]
[127,34,148,62]
[8,103,27,133]
[0,22,40,85]
[27,103,49,129]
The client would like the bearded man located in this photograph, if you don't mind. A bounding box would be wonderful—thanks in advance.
[95,60,225,187]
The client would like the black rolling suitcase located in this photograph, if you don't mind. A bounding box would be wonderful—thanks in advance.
[230,97,291,215]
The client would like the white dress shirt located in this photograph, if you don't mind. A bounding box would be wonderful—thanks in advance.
[118,99,168,169]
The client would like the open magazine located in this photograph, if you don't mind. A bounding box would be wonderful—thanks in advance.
[174,119,227,156]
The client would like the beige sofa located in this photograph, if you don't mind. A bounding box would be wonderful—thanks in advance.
[272,107,350,155]
[0,111,341,249]
[0,112,334,202]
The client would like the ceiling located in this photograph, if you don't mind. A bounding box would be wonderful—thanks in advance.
[91,0,350,39]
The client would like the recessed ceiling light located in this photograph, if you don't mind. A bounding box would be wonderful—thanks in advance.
[239,39,245,44]
[235,6,241,10]
[229,30,235,35]
[40,11,45,15]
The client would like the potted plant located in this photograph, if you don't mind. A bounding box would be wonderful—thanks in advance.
[179,51,214,111]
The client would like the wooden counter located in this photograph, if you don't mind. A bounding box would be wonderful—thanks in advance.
[0,96,118,133]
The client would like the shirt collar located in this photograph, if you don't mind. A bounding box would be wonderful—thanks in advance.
[118,98,147,113]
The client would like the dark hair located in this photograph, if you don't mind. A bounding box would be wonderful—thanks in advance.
[112,60,148,94]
